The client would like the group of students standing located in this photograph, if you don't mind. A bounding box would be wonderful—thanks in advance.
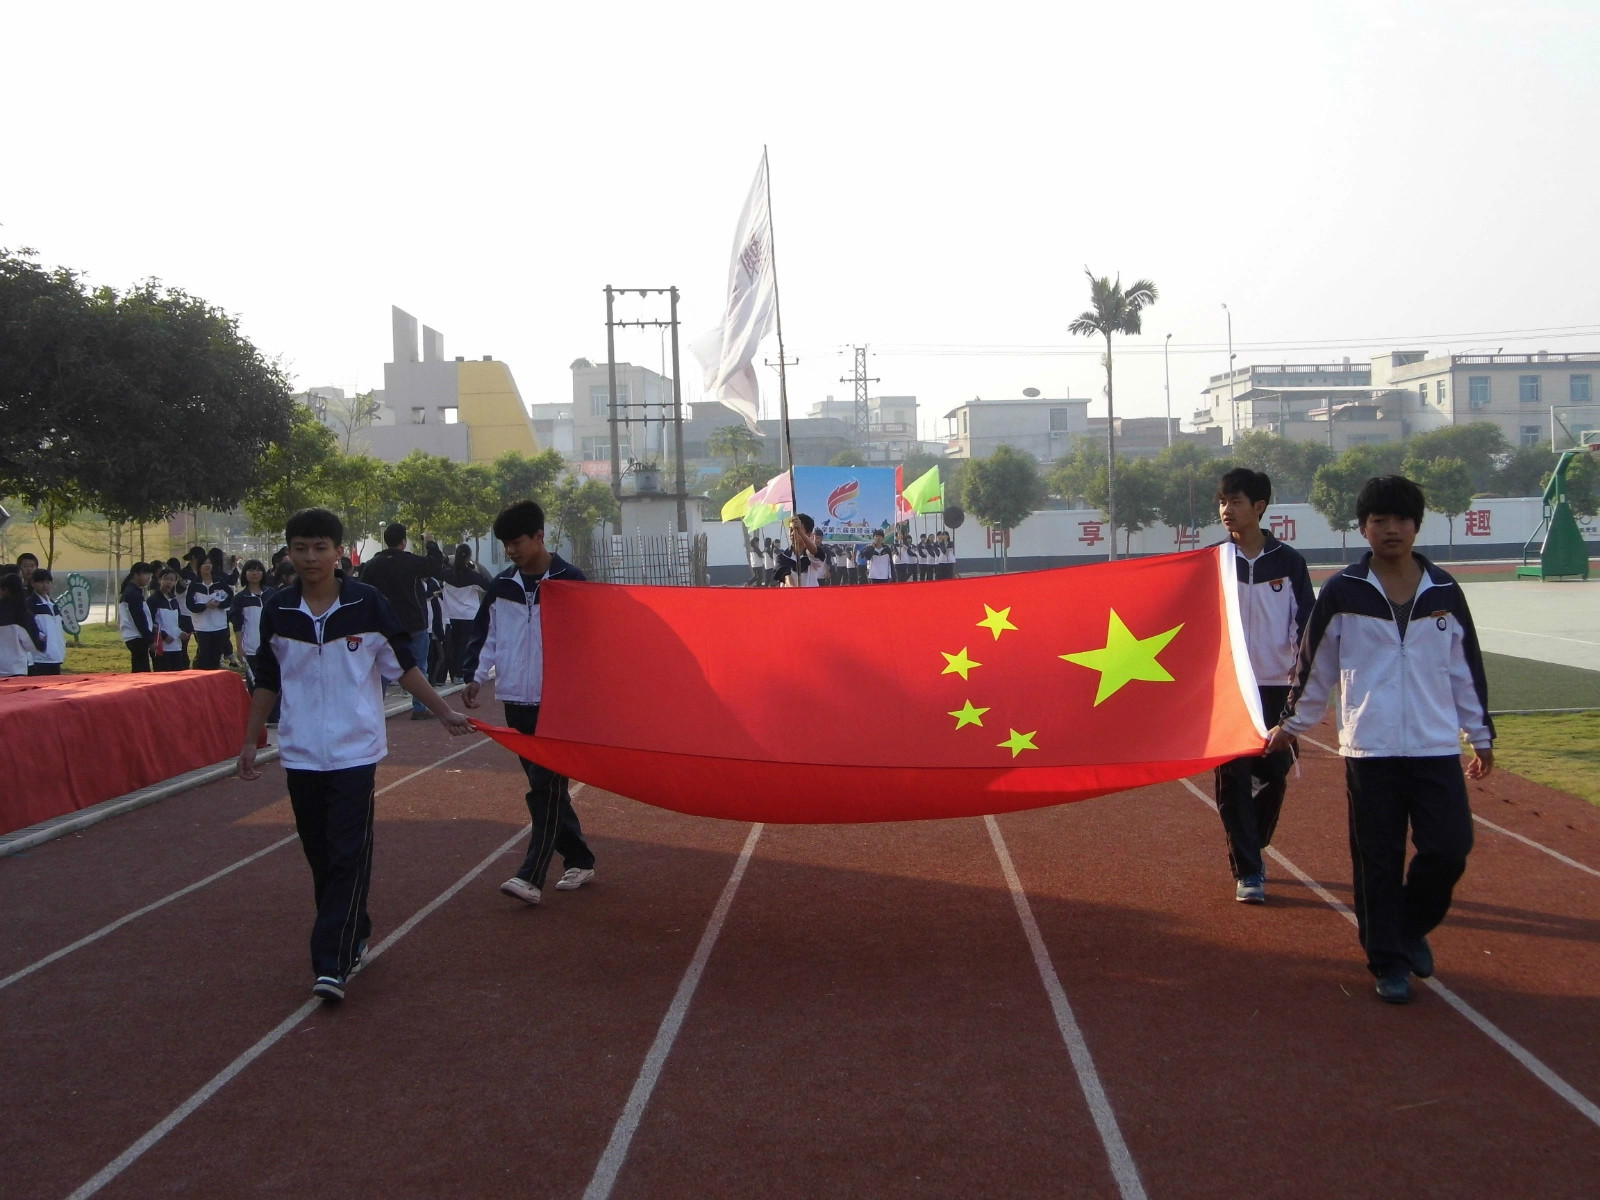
[116,547,276,675]
[750,527,957,587]
[0,553,66,677]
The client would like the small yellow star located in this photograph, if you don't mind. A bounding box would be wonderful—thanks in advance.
[976,604,1018,640]
[1060,609,1184,706]
[998,729,1038,757]
[941,646,982,680]
[948,700,989,729]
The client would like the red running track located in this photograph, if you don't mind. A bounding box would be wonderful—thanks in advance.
[2,692,1598,1199]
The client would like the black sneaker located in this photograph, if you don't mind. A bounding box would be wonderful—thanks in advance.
[1408,936,1434,979]
[313,974,347,1002]
[1375,971,1412,1004]
[350,939,370,975]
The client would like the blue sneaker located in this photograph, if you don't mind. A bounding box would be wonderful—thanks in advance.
[1408,936,1434,979]
[1235,874,1266,904]
[313,974,347,1002]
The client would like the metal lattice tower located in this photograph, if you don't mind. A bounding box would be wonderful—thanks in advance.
[841,345,878,443]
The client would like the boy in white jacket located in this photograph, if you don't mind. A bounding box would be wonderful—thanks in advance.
[1268,476,1493,1004]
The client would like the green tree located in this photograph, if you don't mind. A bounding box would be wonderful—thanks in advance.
[389,451,463,542]
[324,390,383,454]
[315,453,392,548]
[1407,455,1474,549]
[549,476,620,570]
[1151,441,1227,541]
[1403,422,1509,493]
[490,448,566,510]
[242,404,339,537]
[1309,448,1392,547]
[1496,445,1556,497]
[1067,268,1158,559]
[706,424,765,466]
[32,485,83,570]
[1227,430,1333,504]
[828,448,868,468]
[962,445,1044,571]
[900,448,943,481]
[1045,436,1101,507]
[707,461,769,509]
[436,463,500,543]
[1556,452,1599,520]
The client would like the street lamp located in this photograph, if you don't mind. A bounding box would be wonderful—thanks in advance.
[1222,303,1236,439]
[1164,333,1173,447]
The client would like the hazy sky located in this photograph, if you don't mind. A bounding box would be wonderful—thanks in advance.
[7,1,1597,443]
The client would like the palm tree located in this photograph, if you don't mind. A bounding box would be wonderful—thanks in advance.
[1068,269,1158,559]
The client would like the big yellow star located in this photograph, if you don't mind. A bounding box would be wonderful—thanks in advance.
[976,604,1018,640]
[948,700,989,729]
[1060,610,1184,706]
[941,646,982,680]
[998,728,1038,757]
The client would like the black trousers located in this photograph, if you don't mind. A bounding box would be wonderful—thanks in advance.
[1214,685,1293,880]
[444,620,475,682]
[193,629,229,670]
[287,764,377,979]
[1346,756,1474,977]
[504,702,594,888]
[155,649,189,672]
[127,639,151,673]
[27,662,62,676]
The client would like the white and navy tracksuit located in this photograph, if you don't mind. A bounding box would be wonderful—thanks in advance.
[1214,536,1314,881]
[462,556,595,889]
[1,599,44,677]
[229,588,268,685]
[1281,552,1494,978]
[147,591,192,671]
[25,592,66,675]
[774,546,827,587]
[185,579,233,670]
[118,581,156,672]
[440,565,490,682]
[255,579,417,980]
[863,543,895,582]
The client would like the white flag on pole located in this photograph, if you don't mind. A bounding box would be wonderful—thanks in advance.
[692,157,775,434]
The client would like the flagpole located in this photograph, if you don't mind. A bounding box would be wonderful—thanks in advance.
[764,145,796,496]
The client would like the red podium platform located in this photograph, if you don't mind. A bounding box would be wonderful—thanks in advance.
[0,672,251,836]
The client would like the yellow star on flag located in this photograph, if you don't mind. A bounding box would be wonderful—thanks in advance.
[948,700,989,729]
[1060,609,1184,706]
[976,604,1018,640]
[941,646,982,680]
[998,728,1038,757]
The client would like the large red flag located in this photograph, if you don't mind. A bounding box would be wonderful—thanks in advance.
[473,546,1265,823]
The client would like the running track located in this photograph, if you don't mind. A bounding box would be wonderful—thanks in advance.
[3,689,1598,1199]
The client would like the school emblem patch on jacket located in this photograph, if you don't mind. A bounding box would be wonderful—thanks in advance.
[346,636,363,651]
[1270,579,1284,592]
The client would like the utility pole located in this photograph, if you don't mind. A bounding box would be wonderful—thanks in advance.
[840,345,878,447]
[1222,303,1236,440]
[603,285,689,531]
[1164,333,1173,447]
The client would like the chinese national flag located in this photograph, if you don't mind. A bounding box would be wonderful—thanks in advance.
[472,546,1266,823]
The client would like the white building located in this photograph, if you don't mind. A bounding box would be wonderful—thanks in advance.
[942,391,1090,462]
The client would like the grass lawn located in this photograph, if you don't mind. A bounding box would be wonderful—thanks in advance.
[62,623,137,674]
[1482,653,1600,711]
[1492,712,1600,807]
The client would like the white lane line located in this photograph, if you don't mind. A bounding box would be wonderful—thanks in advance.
[2,738,490,994]
[984,815,1147,1200]
[1476,627,1600,648]
[64,818,534,1200]
[1295,733,1600,879]
[1179,777,1600,1131]
[582,823,765,1200]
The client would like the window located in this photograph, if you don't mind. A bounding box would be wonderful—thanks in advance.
[1436,380,1447,406]
[1420,384,1430,405]
[1573,375,1593,403]
[1468,376,1489,408]
[1049,408,1072,431]
[1520,425,1543,448]
[440,406,459,424]
[1519,375,1541,403]
[581,435,631,460]
[589,384,630,417]
[961,410,969,433]
[410,407,426,425]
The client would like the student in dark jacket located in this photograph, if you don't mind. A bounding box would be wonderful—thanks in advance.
[185,555,233,670]
[25,569,67,675]
[118,562,157,671]
[441,544,492,682]
[230,559,271,683]
[360,522,440,717]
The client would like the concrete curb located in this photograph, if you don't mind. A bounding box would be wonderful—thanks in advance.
[0,682,467,860]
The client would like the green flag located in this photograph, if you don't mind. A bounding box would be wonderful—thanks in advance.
[902,465,943,514]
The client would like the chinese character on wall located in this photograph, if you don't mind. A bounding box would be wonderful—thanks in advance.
[1172,525,1201,548]
[1078,521,1105,547]
[1269,515,1297,541]
[986,527,1011,549]
[1464,509,1492,537]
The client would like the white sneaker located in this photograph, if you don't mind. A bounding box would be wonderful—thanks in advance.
[555,867,595,891]
[499,877,541,905]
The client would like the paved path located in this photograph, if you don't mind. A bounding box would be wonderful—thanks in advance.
[1461,580,1600,671]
